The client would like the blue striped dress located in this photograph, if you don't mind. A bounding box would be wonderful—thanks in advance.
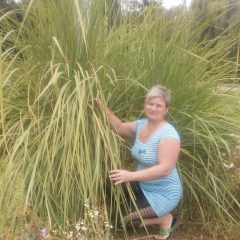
[131,119,182,217]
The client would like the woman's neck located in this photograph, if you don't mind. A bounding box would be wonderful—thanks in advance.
[147,119,165,127]
[144,119,166,139]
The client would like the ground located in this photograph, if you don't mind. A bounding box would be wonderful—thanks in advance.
[114,221,240,240]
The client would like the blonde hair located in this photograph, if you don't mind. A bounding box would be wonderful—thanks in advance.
[145,85,171,107]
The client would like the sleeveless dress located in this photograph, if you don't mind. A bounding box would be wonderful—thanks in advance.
[131,119,182,217]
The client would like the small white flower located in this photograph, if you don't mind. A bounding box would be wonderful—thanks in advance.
[94,210,99,216]
[84,199,89,207]
[40,228,48,238]
[76,223,81,231]
[223,163,234,169]
[67,231,73,239]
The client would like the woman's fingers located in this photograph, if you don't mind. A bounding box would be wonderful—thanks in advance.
[88,98,102,107]
[109,170,121,178]
[114,180,122,185]
[94,98,103,107]
[109,169,119,174]
[109,170,132,185]
[109,170,119,180]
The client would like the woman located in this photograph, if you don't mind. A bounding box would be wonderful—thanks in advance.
[95,85,182,240]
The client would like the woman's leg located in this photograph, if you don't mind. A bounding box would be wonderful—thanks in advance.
[140,213,174,239]
[106,180,178,238]
[118,181,157,229]
[118,182,177,239]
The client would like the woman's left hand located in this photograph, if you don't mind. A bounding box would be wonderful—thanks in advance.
[109,169,133,185]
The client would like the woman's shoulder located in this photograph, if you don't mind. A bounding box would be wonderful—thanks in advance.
[160,123,180,141]
[137,118,148,123]
[135,118,147,130]
[163,123,177,131]
[136,118,148,126]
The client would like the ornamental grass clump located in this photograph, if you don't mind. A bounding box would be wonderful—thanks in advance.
[0,0,240,239]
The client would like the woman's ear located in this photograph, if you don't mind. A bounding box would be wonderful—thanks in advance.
[165,107,169,115]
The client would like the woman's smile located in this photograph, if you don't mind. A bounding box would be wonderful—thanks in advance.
[144,97,168,121]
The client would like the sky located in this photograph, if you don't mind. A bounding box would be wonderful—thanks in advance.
[162,0,192,9]
[13,0,192,11]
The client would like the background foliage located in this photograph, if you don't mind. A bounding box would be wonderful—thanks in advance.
[1,0,240,239]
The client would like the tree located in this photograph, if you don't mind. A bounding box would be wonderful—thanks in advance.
[143,0,162,8]
[0,0,16,9]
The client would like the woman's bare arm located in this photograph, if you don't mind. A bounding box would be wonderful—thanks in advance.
[109,138,180,184]
[94,98,136,138]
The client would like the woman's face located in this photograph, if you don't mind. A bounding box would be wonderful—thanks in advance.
[144,97,168,121]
